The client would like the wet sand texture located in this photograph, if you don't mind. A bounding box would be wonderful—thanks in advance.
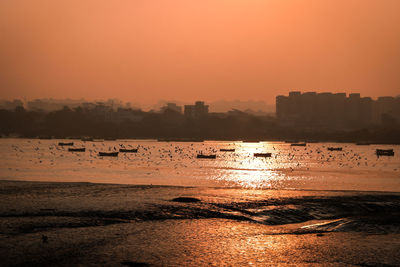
[1,181,400,266]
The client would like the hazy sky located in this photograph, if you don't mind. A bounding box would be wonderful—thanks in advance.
[1,0,399,104]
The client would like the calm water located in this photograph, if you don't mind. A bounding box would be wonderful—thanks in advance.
[1,138,399,191]
[1,138,400,266]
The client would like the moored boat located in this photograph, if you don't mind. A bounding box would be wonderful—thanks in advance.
[58,142,74,146]
[197,154,216,159]
[291,143,306,147]
[356,142,370,146]
[328,147,342,151]
[254,153,272,157]
[158,138,204,142]
[38,135,53,140]
[98,151,119,157]
[376,149,394,156]
[220,148,235,152]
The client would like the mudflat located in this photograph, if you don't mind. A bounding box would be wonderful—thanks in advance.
[1,180,400,266]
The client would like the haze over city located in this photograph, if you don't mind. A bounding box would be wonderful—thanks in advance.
[1,1,400,266]
[1,0,400,105]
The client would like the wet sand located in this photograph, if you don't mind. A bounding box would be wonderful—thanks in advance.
[1,180,400,266]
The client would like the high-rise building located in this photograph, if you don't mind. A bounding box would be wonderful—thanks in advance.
[275,91,382,128]
[161,103,182,114]
[184,101,209,119]
[276,95,289,120]
[373,96,400,124]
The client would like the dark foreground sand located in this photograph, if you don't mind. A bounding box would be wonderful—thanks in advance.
[1,180,400,266]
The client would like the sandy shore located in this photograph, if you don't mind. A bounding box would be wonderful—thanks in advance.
[1,180,400,266]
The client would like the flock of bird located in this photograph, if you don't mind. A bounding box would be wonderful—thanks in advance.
[7,140,399,174]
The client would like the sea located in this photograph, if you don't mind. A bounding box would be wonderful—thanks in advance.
[1,138,400,265]
[1,138,399,192]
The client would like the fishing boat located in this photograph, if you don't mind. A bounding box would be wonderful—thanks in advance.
[38,135,52,140]
[376,149,394,156]
[58,142,74,146]
[220,148,235,152]
[98,151,119,157]
[254,153,272,157]
[291,143,306,147]
[197,154,216,159]
[328,147,342,151]
[158,138,204,142]
[119,148,138,153]
[68,148,85,152]
[356,142,370,146]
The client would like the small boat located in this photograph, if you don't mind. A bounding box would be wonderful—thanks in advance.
[58,142,74,146]
[119,148,138,153]
[197,154,216,159]
[158,138,204,142]
[38,135,52,140]
[220,148,235,152]
[98,151,119,157]
[291,143,306,147]
[376,149,394,156]
[68,148,85,152]
[328,147,342,151]
[254,153,272,157]
[356,142,370,146]
[81,137,94,142]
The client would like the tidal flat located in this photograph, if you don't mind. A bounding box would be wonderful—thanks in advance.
[1,180,400,266]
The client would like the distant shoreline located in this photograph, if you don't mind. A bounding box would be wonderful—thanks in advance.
[2,136,400,145]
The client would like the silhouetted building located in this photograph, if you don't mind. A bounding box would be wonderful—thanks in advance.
[161,103,182,114]
[0,99,24,110]
[26,99,85,111]
[276,91,380,128]
[105,108,144,123]
[184,101,209,119]
[276,95,289,120]
[373,96,400,124]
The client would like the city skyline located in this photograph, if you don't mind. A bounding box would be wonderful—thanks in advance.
[1,90,399,113]
[276,91,400,127]
[1,93,399,143]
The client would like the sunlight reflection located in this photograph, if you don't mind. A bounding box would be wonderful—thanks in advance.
[2,139,399,191]
[210,142,288,189]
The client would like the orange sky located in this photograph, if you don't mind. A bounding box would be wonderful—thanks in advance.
[1,0,399,104]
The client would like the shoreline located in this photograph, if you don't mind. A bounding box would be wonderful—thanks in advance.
[2,136,400,145]
[1,179,400,266]
[2,179,400,194]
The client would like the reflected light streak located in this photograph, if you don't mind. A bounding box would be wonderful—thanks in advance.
[210,142,289,189]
